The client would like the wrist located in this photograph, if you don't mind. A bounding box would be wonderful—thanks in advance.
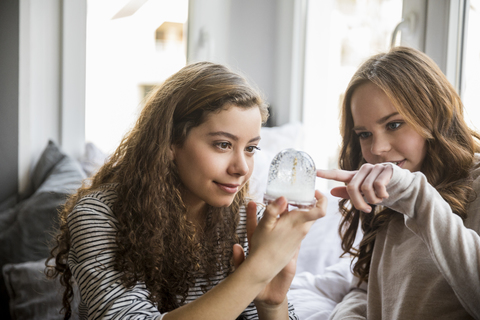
[242,252,276,285]
[255,297,289,320]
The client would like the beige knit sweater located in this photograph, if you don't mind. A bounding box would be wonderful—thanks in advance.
[330,157,480,320]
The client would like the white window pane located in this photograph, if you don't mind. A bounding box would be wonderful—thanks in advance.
[303,0,403,191]
[463,0,480,131]
[85,0,188,154]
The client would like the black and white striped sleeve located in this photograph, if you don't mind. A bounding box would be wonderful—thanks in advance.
[67,190,165,320]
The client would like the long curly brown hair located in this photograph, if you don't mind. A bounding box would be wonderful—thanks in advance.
[46,62,269,319]
[337,46,480,285]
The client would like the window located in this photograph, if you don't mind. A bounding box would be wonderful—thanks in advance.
[85,0,188,154]
[155,21,184,52]
[302,0,403,190]
[463,0,480,130]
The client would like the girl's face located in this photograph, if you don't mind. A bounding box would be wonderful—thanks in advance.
[350,82,427,172]
[172,105,262,211]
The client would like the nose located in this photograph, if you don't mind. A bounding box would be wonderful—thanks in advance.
[228,151,250,176]
[370,134,391,155]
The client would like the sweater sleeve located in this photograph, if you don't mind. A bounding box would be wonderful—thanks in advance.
[328,276,367,320]
[68,195,163,320]
[381,164,480,319]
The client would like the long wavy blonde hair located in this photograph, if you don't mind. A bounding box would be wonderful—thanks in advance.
[337,46,480,285]
[46,62,269,318]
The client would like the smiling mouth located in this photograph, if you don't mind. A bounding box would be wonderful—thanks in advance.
[214,182,240,194]
[390,159,405,167]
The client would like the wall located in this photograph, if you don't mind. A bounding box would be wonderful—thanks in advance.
[19,0,62,195]
[0,0,86,203]
[187,0,306,126]
[227,0,277,120]
[0,0,20,203]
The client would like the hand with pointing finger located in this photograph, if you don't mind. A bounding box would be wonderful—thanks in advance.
[317,163,394,213]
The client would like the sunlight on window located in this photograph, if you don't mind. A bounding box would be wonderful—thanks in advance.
[303,0,402,191]
[85,0,188,154]
[463,0,480,132]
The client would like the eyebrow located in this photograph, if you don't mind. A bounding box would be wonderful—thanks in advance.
[207,131,261,143]
[352,112,400,131]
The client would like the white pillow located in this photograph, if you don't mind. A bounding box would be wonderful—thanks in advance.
[79,142,108,177]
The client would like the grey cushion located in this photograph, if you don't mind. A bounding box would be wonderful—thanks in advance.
[0,141,86,319]
[0,194,18,212]
[18,140,66,201]
[31,140,66,192]
[0,155,86,267]
[3,258,79,320]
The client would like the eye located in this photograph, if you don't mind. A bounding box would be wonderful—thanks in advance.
[386,121,402,130]
[215,142,232,150]
[356,132,372,139]
[245,146,260,154]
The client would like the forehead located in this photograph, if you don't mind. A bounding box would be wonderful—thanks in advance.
[351,82,397,123]
[198,105,262,132]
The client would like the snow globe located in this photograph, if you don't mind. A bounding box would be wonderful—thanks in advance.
[263,148,316,210]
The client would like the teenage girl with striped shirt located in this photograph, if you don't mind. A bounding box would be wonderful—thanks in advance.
[47,62,326,320]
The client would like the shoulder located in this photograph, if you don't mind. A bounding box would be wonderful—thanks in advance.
[68,184,119,226]
[255,202,265,220]
[78,183,118,207]
[239,199,265,220]
[236,201,264,234]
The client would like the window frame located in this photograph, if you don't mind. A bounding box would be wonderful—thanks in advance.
[402,0,469,95]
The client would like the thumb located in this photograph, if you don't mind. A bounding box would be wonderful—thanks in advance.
[262,197,288,227]
[331,186,350,199]
[232,243,245,270]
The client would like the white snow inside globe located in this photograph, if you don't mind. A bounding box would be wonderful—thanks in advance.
[263,148,316,210]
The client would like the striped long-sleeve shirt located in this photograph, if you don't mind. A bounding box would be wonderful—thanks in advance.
[67,184,299,319]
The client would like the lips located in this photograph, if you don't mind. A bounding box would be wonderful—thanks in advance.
[390,159,405,167]
[214,182,240,194]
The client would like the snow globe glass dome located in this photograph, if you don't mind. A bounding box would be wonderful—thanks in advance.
[263,148,316,210]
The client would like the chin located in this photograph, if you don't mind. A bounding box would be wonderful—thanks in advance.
[208,197,236,208]
[210,202,234,208]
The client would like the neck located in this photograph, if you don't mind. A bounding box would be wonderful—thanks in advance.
[185,201,208,229]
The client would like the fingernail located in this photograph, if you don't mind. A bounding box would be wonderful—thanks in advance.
[275,197,286,206]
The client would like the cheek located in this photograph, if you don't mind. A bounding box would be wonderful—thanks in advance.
[404,133,427,156]
[415,138,428,162]
[196,152,222,175]
[359,140,372,160]
[176,145,213,180]
[246,156,255,179]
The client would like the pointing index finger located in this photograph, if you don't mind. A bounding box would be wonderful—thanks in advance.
[316,169,357,183]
